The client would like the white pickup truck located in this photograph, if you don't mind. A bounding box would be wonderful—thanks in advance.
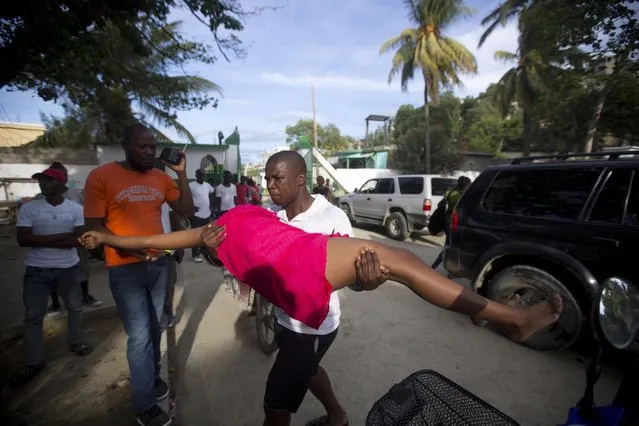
[337,174,458,240]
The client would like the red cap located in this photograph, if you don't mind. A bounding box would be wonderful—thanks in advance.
[32,168,67,184]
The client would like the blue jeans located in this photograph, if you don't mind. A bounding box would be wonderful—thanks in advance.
[108,257,168,414]
[23,264,84,365]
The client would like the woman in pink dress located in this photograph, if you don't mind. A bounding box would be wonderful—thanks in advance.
[79,205,562,341]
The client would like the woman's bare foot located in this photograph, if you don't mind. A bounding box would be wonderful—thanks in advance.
[472,293,521,328]
[507,294,563,342]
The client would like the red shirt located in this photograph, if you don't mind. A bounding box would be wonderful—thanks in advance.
[236,183,248,205]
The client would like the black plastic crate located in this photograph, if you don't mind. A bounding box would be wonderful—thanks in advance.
[366,370,519,426]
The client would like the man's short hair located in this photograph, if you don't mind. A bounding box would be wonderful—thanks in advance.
[123,123,151,145]
[267,151,307,175]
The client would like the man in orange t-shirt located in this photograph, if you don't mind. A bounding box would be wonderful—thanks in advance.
[83,123,194,426]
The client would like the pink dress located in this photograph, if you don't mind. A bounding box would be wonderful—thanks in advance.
[215,205,347,329]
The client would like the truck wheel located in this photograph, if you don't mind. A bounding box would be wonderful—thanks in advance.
[385,212,408,241]
[485,265,583,351]
[340,203,354,222]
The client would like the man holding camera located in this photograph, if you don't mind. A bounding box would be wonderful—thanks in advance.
[84,123,194,426]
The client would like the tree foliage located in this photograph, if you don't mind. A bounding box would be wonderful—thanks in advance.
[28,21,221,146]
[284,119,352,155]
[1,1,249,97]
[389,98,463,174]
[380,0,477,173]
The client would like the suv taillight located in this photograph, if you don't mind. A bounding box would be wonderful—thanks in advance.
[423,199,431,212]
[451,209,459,232]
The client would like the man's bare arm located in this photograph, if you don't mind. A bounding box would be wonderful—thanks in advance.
[168,171,195,217]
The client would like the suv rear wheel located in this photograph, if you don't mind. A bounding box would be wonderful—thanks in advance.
[385,212,408,241]
[340,203,353,222]
[484,265,583,351]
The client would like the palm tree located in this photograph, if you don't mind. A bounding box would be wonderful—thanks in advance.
[492,48,547,156]
[478,0,530,48]
[380,0,477,173]
[478,1,548,157]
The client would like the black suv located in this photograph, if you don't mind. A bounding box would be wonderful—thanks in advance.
[444,152,639,351]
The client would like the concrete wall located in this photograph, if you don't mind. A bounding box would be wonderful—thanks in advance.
[0,144,235,201]
[97,144,234,180]
[0,147,98,201]
[0,122,46,147]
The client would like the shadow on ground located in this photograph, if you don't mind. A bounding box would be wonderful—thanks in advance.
[0,308,134,426]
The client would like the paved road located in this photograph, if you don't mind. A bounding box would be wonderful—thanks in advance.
[171,225,621,426]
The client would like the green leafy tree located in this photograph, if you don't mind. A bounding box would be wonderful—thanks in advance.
[380,0,477,173]
[491,48,548,156]
[2,0,252,97]
[29,21,220,146]
[389,103,462,173]
[285,119,351,155]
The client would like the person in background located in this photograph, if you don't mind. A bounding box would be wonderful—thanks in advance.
[83,123,194,426]
[312,175,330,199]
[188,169,215,263]
[431,176,472,270]
[215,170,237,217]
[325,178,334,204]
[11,167,93,388]
[247,178,261,206]
[236,175,249,205]
[31,161,101,318]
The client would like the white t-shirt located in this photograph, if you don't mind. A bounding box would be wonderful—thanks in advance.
[17,198,84,268]
[189,181,215,219]
[273,195,353,335]
[215,184,237,212]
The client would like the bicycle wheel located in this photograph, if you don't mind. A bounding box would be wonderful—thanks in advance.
[255,294,278,355]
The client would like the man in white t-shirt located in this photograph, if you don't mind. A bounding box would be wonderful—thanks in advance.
[189,169,215,262]
[11,167,93,388]
[261,151,389,426]
[214,170,237,217]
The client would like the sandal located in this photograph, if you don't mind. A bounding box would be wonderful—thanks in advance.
[70,343,93,356]
[306,415,349,426]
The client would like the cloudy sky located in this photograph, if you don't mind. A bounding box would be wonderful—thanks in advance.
[0,0,518,163]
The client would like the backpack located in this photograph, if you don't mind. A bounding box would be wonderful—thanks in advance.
[427,191,451,236]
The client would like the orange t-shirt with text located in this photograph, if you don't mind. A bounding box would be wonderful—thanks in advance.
[83,162,180,267]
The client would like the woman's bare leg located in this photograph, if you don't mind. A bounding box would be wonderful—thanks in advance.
[325,238,562,342]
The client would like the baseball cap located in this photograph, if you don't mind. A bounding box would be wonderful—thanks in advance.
[32,168,67,184]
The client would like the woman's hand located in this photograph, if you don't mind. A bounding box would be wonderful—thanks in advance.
[78,231,106,249]
[200,223,226,256]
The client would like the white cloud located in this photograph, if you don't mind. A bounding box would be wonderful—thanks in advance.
[260,72,394,92]
[223,98,251,108]
[268,110,328,123]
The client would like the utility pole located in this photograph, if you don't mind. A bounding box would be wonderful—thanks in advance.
[311,84,318,148]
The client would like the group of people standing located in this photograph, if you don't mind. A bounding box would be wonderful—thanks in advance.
[11,124,380,426]
[188,169,262,263]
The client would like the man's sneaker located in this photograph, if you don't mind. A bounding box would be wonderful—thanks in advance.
[155,377,169,401]
[46,305,63,319]
[10,363,46,389]
[136,404,171,426]
[193,255,204,263]
[83,295,103,307]
[70,343,93,356]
